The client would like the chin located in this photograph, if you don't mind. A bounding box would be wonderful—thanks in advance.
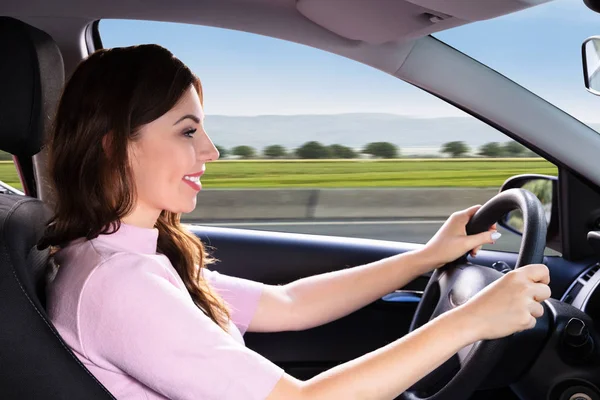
[161,201,197,216]
[180,200,198,215]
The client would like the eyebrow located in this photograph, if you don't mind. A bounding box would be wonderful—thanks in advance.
[173,114,201,125]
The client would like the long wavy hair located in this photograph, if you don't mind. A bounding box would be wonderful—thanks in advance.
[37,44,230,330]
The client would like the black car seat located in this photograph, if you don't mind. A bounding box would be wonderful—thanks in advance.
[0,16,115,399]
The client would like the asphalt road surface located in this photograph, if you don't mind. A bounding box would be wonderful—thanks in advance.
[190,219,553,255]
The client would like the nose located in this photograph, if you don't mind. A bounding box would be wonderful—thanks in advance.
[196,129,220,162]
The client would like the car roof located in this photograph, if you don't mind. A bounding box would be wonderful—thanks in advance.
[3,0,553,70]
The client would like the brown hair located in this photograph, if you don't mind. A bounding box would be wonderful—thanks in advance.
[37,44,230,330]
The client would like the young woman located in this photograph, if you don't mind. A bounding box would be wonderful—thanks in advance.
[39,44,551,400]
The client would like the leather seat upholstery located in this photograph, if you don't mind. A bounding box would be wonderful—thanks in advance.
[0,16,115,399]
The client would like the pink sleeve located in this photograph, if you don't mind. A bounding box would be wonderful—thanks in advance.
[79,254,284,400]
[203,268,264,335]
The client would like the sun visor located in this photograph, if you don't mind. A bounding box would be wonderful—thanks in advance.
[296,0,551,44]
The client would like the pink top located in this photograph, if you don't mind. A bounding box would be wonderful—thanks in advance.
[46,222,284,399]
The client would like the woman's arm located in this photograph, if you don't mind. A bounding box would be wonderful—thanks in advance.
[249,205,498,333]
[266,263,551,400]
[250,248,434,332]
[268,307,476,399]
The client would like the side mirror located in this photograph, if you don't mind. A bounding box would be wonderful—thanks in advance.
[0,181,23,196]
[582,37,600,96]
[498,174,560,253]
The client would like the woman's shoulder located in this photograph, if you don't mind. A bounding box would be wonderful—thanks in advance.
[50,240,172,299]
[46,242,171,342]
[87,246,171,284]
[56,238,163,271]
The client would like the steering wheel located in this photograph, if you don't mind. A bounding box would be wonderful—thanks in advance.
[401,188,547,400]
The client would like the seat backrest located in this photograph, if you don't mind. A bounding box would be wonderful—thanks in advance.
[0,17,115,399]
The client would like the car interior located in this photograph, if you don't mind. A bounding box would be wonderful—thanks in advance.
[2,0,600,399]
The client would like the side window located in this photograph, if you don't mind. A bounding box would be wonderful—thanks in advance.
[99,20,558,255]
[0,150,23,195]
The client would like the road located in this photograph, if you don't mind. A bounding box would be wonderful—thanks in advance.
[192,219,535,254]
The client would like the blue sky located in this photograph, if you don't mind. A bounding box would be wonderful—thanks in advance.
[100,0,600,123]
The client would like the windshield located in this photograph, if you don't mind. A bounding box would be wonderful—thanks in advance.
[436,0,600,133]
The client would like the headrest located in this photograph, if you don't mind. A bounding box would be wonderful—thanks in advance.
[0,17,64,156]
[0,194,52,308]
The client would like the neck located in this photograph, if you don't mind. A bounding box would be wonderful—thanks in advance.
[122,203,162,229]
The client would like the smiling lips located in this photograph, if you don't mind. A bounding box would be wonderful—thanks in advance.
[183,171,204,191]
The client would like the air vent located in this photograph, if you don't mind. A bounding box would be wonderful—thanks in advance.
[563,282,583,304]
[562,263,600,304]
[582,264,600,282]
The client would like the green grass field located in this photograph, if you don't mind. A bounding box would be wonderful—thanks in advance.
[0,158,558,190]
[0,162,24,190]
[202,158,557,188]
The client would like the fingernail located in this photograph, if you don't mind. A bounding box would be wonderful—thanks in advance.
[491,231,502,241]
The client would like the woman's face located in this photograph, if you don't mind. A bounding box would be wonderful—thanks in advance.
[127,85,219,224]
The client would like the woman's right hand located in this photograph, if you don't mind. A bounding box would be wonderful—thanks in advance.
[458,263,552,341]
[268,264,553,400]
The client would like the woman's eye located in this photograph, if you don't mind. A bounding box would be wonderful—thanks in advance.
[183,128,197,138]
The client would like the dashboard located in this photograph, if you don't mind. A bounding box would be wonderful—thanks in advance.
[562,263,600,322]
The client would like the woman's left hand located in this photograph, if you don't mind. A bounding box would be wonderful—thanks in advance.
[422,205,501,270]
